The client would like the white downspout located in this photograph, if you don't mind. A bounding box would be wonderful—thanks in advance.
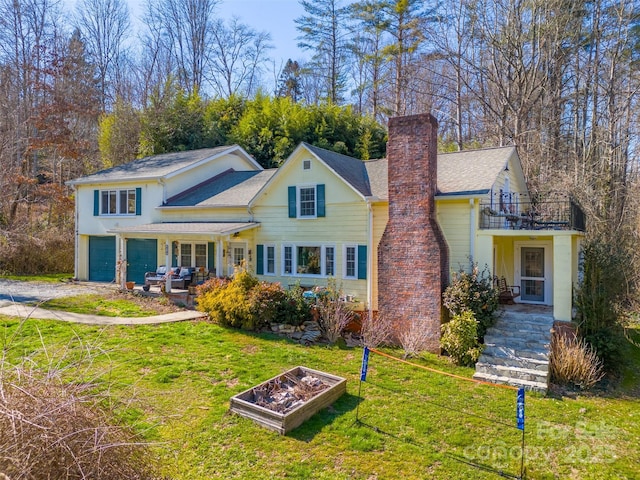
[469,198,476,262]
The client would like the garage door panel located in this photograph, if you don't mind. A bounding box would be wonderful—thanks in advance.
[89,236,116,282]
[127,239,157,284]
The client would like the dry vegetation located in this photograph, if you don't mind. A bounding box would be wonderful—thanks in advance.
[0,328,161,480]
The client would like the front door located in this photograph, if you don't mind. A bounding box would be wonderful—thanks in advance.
[228,243,246,276]
[515,242,552,304]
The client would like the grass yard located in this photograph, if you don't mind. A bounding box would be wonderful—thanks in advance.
[1,313,639,479]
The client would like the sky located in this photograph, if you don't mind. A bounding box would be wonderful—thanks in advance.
[121,0,307,66]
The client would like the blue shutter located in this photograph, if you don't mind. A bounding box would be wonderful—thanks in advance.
[256,244,264,275]
[207,243,214,272]
[135,187,142,215]
[357,245,367,280]
[93,190,99,216]
[172,242,178,267]
[288,186,296,218]
[317,184,325,217]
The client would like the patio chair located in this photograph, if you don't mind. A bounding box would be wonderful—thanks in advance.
[495,276,521,304]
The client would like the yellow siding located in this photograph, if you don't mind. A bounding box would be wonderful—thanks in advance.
[436,199,471,273]
[370,202,388,310]
[160,207,252,222]
[251,149,369,306]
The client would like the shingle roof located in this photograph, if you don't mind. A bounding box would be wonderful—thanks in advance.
[363,158,388,200]
[164,169,277,207]
[303,143,373,197]
[67,146,243,184]
[107,222,259,235]
[436,146,515,195]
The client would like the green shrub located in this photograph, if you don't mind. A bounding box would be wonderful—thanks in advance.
[248,281,289,328]
[443,263,499,338]
[574,240,629,369]
[196,271,311,330]
[440,311,484,366]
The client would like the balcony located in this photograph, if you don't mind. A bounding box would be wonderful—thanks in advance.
[479,198,586,232]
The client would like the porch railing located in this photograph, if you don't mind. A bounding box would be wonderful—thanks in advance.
[479,199,586,231]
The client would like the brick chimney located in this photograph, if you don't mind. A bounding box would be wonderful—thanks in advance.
[377,113,449,352]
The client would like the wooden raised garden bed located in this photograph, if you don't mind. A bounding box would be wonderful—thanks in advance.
[229,366,346,434]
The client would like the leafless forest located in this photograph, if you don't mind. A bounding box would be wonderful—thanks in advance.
[0,0,638,282]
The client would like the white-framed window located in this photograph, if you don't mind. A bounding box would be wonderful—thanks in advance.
[266,244,276,275]
[101,189,136,215]
[281,244,335,277]
[179,242,208,267]
[299,186,316,217]
[344,245,357,278]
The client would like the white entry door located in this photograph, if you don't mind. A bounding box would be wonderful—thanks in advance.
[515,242,552,305]
[228,243,246,276]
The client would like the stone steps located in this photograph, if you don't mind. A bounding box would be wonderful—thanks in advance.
[474,308,553,393]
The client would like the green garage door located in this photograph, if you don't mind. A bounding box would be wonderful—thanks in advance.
[89,236,116,282]
[127,239,158,284]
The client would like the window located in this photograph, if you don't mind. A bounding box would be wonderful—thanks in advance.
[99,188,137,215]
[297,246,321,274]
[195,244,207,267]
[345,246,357,278]
[180,244,192,266]
[288,184,325,218]
[282,244,335,277]
[179,242,207,267]
[284,246,293,274]
[303,159,311,170]
[343,244,367,280]
[266,245,275,274]
[325,247,335,276]
[299,187,316,217]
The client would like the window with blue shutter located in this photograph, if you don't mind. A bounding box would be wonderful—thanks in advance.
[288,186,296,218]
[317,184,325,217]
[357,245,367,279]
[93,190,99,216]
[207,243,214,272]
[135,187,141,215]
[256,244,264,275]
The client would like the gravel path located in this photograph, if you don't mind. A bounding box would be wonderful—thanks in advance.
[0,279,119,306]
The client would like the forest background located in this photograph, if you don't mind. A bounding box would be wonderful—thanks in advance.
[0,0,638,297]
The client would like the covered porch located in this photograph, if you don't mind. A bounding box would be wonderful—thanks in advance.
[107,222,260,291]
[475,229,583,322]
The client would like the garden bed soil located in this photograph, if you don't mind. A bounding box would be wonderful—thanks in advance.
[229,366,346,434]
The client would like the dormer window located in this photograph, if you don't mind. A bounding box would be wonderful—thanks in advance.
[288,184,326,219]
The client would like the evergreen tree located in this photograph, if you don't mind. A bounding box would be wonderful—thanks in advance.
[276,59,303,102]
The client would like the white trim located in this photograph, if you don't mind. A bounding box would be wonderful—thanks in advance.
[264,243,276,276]
[343,244,357,279]
[514,241,553,305]
[280,243,336,278]
[297,184,318,219]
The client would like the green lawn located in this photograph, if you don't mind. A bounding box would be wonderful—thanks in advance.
[1,315,639,479]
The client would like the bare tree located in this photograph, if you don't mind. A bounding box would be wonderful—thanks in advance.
[142,0,219,94]
[74,0,131,112]
[207,17,272,98]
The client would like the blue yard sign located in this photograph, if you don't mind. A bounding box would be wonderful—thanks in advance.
[516,388,525,430]
[360,347,370,381]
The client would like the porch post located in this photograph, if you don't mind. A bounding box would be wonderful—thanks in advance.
[216,239,224,277]
[553,234,573,321]
[475,233,494,277]
[114,234,122,288]
[164,239,172,293]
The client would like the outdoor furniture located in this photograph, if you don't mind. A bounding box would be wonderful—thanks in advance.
[143,266,193,291]
[495,276,520,304]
